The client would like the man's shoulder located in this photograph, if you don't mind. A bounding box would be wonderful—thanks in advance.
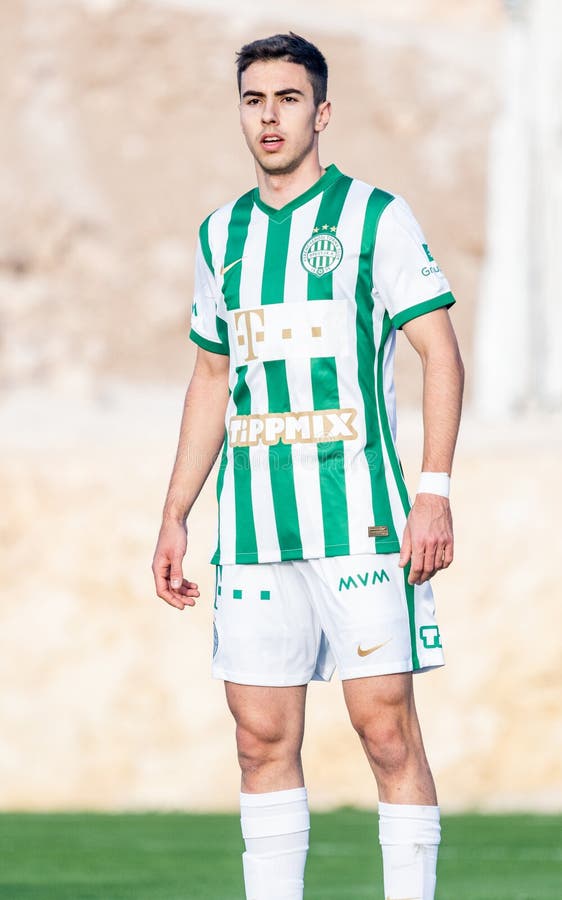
[340,174,404,241]
[349,179,427,238]
[199,188,255,235]
[343,170,397,202]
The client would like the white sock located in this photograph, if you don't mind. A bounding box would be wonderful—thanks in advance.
[378,802,441,900]
[240,786,310,900]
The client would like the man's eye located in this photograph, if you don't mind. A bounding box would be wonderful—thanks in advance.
[283,96,297,103]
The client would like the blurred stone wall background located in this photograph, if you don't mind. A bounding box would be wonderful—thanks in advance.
[1,0,560,811]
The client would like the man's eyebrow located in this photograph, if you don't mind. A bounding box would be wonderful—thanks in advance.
[241,88,305,99]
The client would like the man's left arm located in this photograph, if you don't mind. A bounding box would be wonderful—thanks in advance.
[399,307,465,586]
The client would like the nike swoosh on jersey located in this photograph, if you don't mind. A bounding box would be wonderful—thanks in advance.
[220,256,245,276]
[357,639,391,657]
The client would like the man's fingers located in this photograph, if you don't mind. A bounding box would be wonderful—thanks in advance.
[399,527,412,569]
[153,572,188,609]
[153,564,171,599]
[164,574,198,608]
[163,591,190,610]
[153,574,182,608]
[433,545,446,570]
[408,545,425,585]
[159,581,197,610]
[433,543,453,572]
[409,540,441,585]
[410,559,436,585]
[177,579,200,598]
[152,516,191,610]
[408,534,454,584]
[402,494,454,583]
[152,558,196,610]
[170,558,184,590]
[443,541,454,567]
[423,542,439,576]
[410,541,453,584]
[429,541,454,574]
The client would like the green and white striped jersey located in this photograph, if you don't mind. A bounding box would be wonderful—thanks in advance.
[189,164,455,565]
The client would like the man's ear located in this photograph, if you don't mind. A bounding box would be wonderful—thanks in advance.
[315,100,331,133]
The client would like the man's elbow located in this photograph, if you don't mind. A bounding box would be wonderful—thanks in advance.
[450,339,464,380]
[453,343,465,391]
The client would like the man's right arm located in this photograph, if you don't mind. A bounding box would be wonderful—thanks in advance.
[152,346,230,610]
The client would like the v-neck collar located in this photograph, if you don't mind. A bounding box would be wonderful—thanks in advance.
[252,164,343,223]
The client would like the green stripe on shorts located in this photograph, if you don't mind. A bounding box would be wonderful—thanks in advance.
[403,564,420,671]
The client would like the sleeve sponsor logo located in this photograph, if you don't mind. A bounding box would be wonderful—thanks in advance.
[228,408,358,447]
[421,243,441,276]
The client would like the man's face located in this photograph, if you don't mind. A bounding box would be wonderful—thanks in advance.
[239,59,330,177]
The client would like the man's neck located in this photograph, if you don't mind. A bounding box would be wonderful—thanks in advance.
[256,157,325,210]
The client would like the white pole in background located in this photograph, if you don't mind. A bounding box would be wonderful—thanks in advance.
[531,0,562,409]
[474,0,532,417]
[475,0,562,416]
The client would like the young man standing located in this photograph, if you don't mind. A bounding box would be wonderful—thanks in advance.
[153,32,464,900]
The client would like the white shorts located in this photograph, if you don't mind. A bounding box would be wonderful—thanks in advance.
[211,553,444,686]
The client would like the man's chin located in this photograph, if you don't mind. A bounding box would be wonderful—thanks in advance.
[256,155,302,177]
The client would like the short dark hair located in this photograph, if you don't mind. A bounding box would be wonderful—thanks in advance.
[236,32,328,107]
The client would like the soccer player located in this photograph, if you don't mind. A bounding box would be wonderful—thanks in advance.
[152,32,464,900]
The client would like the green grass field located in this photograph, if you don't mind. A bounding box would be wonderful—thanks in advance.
[0,810,560,899]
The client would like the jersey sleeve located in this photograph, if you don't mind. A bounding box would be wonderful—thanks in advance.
[372,195,455,329]
[189,228,229,356]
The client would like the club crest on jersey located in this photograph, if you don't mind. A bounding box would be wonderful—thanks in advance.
[300,225,343,277]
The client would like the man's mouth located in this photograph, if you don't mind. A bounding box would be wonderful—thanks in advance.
[260,134,284,151]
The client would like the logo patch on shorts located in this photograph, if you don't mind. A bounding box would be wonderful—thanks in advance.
[338,569,390,591]
[213,621,219,657]
[419,625,442,649]
[357,638,391,657]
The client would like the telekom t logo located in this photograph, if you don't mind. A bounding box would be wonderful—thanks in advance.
[234,309,265,362]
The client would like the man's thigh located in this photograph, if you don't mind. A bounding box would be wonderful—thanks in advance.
[342,671,415,724]
[225,682,307,746]
[342,672,427,751]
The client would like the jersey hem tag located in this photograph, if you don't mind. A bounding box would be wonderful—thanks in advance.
[368,525,389,537]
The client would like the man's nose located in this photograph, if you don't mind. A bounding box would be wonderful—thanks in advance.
[261,99,279,124]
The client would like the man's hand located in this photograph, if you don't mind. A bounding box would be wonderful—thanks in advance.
[399,494,454,586]
[152,519,200,610]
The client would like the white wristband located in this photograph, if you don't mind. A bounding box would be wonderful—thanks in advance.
[417,472,450,498]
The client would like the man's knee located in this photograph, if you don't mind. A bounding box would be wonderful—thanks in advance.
[344,674,423,777]
[225,683,306,777]
[350,702,419,777]
[237,719,282,764]
[235,718,301,775]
